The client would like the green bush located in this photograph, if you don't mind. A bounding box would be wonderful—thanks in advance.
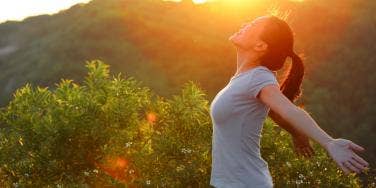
[0,60,364,187]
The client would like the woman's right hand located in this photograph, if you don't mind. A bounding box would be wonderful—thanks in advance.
[324,138,369,175]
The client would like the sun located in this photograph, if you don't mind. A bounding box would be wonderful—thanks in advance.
[192,0,208,4]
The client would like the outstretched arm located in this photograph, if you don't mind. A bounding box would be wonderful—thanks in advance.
[259,84,369,175]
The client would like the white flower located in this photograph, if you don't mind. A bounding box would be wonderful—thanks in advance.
[125,142,133,148]
[181,147,192,154]
[298,173,304,179]
[295,179,303,185]
[316,161,320,166]
[93,169,99,173]
[146,180,151,185]
[285,161,292,168]
[176,164,185,172]
[129,169,135,174]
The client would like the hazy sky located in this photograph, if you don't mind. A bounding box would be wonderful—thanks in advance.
[0,0,91,23]
[0,0,223,23]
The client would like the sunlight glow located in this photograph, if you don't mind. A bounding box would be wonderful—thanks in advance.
[94,156,131,184]
[0,0,91,23]
[163,0,304,5]
[163,0,211,4]
[193,0,208,4]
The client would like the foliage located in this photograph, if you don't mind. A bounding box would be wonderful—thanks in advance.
[0,60,366,187]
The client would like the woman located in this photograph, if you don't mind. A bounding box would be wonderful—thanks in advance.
[209,15,369,188]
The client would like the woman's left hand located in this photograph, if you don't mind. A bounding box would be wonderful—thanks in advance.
[292,132,315,158]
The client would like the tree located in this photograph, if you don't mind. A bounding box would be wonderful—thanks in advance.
[0,60,364,187]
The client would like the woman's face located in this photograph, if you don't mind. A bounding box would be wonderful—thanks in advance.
[229,16,269,51]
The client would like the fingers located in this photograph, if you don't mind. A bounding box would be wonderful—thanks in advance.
[293,143,304,157]
[293,141,315,158]
[295,147,314,158]
[295,146,308,158]
[302,147,312,158]
[339,156,369,175]
[295,147,303,157]
[307,146,315,157]
[343,161,360,173]
[301,145,315,158]
[351,154,369,167]
[310,147,315,156]
[338,162,351,175]
[349,158,367,172]
[349,142,365,152]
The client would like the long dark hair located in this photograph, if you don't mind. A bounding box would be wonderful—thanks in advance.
[259,15,305,102]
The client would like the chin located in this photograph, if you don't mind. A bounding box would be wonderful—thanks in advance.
[228,34,238,43]
[229,36,241,47]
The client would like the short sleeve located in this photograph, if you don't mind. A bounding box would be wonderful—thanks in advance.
[248,68,279,99]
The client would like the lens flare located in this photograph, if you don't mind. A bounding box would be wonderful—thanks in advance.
[146,112,157,124]
[94,156,134,184]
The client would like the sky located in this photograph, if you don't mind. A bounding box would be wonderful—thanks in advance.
[0,0,302,23]
[0,0,214,23]
[0,0,92,23]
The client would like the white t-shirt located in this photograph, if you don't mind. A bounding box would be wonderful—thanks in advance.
[209,65,279,188]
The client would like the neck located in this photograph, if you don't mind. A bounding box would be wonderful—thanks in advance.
[235,51,260,75]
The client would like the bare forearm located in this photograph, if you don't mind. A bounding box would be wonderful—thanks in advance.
[268,110,300,136]
[281,107,334,149]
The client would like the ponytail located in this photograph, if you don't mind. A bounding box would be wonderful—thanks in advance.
[256,15,305,103]
[280,51,305,102]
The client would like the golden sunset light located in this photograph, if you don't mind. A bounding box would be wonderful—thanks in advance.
[193,0,207,3]
[0,0,90,23]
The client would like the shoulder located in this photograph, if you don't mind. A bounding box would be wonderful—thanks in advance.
[250,66,278,82]
[247,66,279,99]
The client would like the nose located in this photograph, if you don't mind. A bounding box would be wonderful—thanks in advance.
[239,26,248,33]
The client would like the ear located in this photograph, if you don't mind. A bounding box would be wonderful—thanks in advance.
[253,41,268,53]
